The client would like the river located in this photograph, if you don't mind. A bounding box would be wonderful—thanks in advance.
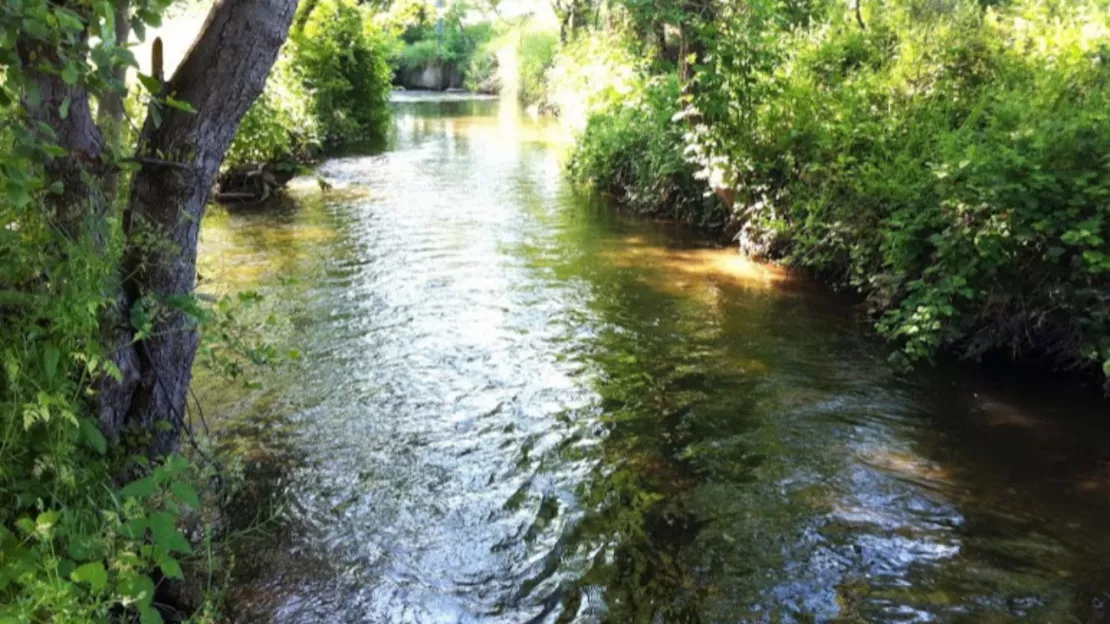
[196,95,1110,623]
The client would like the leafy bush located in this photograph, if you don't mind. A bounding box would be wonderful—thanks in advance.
[700,0,1110,372]
[290,0,393,143]
[569,75,725,227]
[548,30,648,130]
[388,0,496,85]
[224,60,321,169]
[562,0,1110,380]
[516,28,558,105]
[464,34,502,93]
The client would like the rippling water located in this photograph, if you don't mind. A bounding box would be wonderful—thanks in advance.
[197,97,1110,623]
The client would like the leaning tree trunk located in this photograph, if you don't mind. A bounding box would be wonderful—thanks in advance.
[99,0,298,457]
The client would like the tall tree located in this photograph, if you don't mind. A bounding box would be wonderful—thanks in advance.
[16,0,299,458]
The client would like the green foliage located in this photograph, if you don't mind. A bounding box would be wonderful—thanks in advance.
[561,0,1110,380]
[290,0,393,143]
[464,34,503,93]
[547,29,649,130]
[462,23,558,101]
[227,0,394,164]
[569,75,724,227]
[385,0,497,87]
[515,28,558,105]
[0,1,292,620]
[224,60,321,169]
[0,0,213,614]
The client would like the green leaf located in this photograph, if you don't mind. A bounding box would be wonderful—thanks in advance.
[137,73,162,95]
[148,511,192,554]
[1103,360,1110,377]
[35,510,60,535]
[61,62,80,86]
[71,562,108,592]
[170,481,201,508]
[163,96,196,114]
[43,346,59,381]
[119,516,148,540]
[59,95,71,120]
[80,419,107,454]
[54,9,86,34]
[139,606,164,624]
[158,555,183,580]
[131,18,146,42]
[118,572,155,608]
[119,476,157,499]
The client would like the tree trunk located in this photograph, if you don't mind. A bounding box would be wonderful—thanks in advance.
[16,38,108,243]
[96,2,132,202]
[99,0,298,457]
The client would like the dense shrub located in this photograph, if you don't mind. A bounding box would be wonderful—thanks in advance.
[464,34,502,93]
[224,60,321,169]
[516,28,558,105]
[563,0,1110,379]
[290,0,393,143]
[464,25,558,102]
[569,75,724,227]
[387,0,496,85]
[548,30,649,130]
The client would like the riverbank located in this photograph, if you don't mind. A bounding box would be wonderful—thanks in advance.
[551,0,1110,388]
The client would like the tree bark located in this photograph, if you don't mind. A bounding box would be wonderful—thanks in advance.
[100,0,298,457]
[16,38,108,243]
[96,1,133,202]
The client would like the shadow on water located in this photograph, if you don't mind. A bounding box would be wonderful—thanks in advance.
[195,96,1110,623]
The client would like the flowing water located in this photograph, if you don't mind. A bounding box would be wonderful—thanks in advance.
[197,95,1110,623]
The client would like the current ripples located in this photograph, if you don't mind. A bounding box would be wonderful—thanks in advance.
[197,97,1110,624]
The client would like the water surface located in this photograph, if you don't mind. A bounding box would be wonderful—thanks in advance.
[197,97,1110,623]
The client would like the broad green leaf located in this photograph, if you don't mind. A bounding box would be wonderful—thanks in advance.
[61,62,80,86]
[158,555,183,580]
[35,510,60,535]
[43,346,59,381]
[164,96,196,114]
[137,73,162,95]
[149,511,191,554]
[140,606,164,624]
[119,517,147,540]
[54,8,86,34]
[118,572,155,607]
[170,481,201,508]
[80,419,107,454]
[71,561,108,592]
[119,476,156,499]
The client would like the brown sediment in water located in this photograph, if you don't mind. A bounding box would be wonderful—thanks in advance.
[605,235,792,295]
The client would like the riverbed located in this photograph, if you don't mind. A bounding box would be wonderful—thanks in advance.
[196,96,1110,623]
